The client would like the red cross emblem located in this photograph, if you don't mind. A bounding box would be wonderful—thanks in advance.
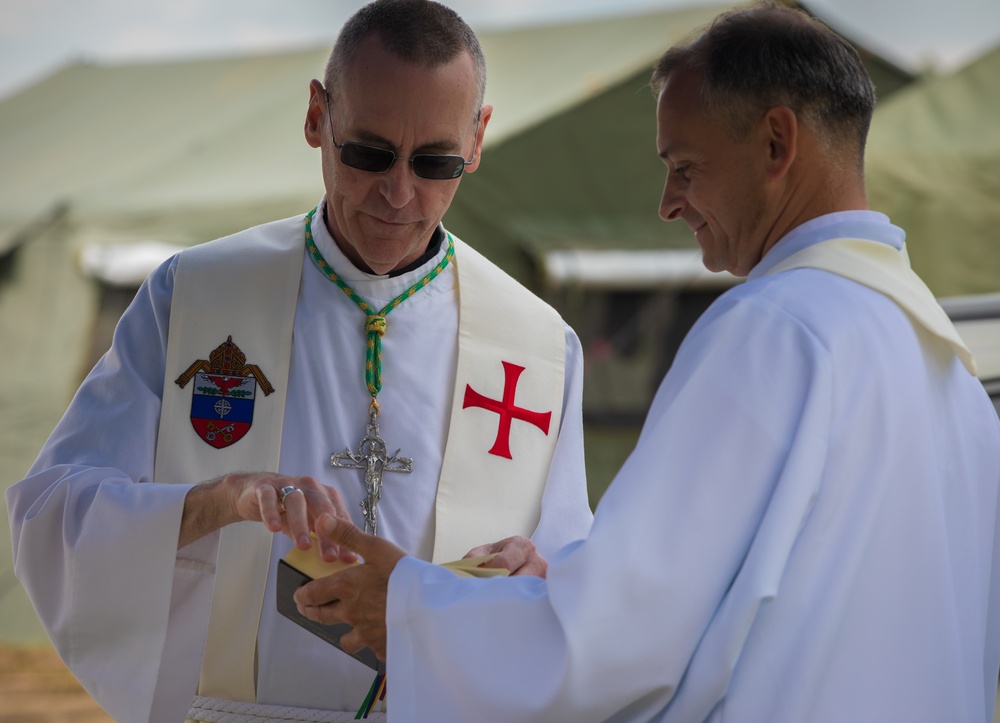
[462,361,552,459]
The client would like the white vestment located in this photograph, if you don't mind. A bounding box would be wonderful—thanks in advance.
[6,205,592,722]
[384,211,1000,722]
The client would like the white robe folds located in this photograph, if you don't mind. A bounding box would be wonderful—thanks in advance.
[6,207,593,722]
[384,211,1000,722]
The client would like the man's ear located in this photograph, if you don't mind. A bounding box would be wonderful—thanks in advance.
[464,104,493,174]
[761,105,797,181]
[304,79,325,149]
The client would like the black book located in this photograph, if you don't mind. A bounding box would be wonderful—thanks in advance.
[275,539,508,673]
[275,554,385,672]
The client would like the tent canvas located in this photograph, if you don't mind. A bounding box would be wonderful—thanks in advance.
[865,44,1000,297]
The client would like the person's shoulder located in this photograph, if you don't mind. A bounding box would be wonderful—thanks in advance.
[694,272,838,343]
[178,214,306,260]
[705,268,905,362]
[751,266,903,329]
[702,272,812,317]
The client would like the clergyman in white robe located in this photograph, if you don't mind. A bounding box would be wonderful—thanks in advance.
[381,212,1000,722]
[6,203,593,721]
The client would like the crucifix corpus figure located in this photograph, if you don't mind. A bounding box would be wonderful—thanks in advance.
[331,401,412,535]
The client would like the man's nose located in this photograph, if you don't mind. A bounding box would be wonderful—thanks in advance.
[659,174,686,222]
[378,159,417,209]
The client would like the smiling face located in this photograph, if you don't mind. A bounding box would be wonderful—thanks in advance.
[656,70,773,277]
[305,35,491,275]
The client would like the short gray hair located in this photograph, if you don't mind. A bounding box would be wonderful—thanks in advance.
[324,0,486,122]
[652,3,876,165]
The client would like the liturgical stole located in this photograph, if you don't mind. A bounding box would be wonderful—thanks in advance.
[764,237,976,375]
[154,215,565,706]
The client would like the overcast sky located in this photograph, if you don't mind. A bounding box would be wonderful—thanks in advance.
[2,0,999,101]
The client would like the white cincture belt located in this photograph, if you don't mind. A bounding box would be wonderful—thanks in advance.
[186,696,386,722]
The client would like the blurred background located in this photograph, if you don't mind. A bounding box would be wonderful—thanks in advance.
[2,0,999,718]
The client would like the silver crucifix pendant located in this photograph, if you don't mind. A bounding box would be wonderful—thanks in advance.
[330,400,412,535]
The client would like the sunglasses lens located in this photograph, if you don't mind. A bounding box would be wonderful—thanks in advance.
[338,141,467,180]
[340,143,395,173]
[412,154,466,180]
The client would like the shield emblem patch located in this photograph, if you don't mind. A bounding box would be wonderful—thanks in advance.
[191,372,257,448]
[175,336,274,449]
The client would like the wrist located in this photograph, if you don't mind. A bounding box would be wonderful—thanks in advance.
[178,476,238,548]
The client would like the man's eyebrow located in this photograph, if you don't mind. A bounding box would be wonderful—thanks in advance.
[658,140,694,163]
[658,146,679,163]
[348,128,462,153]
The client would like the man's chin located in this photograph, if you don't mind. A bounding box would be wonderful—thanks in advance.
[697,249,730,275]
[358,256,403,275]
[693,238,716,272]
[360,245,423,275]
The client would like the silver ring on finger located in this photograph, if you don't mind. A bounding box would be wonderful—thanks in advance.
[278,485,302,512]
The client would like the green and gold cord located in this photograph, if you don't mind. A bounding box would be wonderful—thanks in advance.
[304,205,455,397]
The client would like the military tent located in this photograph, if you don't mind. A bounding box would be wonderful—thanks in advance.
[866,43,1000,297]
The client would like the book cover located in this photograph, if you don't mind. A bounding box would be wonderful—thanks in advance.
[275,537,508,672]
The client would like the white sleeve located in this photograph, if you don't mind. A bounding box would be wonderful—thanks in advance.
[529,324,593,558]
[385,293,833,722]
[5,256,212,722]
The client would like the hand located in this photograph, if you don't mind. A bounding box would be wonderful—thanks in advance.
[463,535,547,578]
[229,472,351,554]
[178,472,351,553]
[294,513,406,660]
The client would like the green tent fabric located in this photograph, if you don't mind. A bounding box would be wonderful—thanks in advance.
[0,5,730,258]
[0,1,921,277]
[865,44,1000,297]
[0,50,329,254]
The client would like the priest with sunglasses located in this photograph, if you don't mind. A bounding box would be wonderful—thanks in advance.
[6,2,592,721]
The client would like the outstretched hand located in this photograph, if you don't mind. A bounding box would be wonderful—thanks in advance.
[179,472,351,552]
[294,513,406,660]
[231,472,351,557]
[463,535,548,577]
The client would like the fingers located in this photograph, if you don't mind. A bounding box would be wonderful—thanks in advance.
[311,485,351,560]
[316,514,408,570]
[315,514,375,562]
[279,486,312,549]
[257,484,284,532]
[295,573,347,612]
[294,565,390,661]
[323,484,351,521]
[246,474,351,548]
[295,594,386,660]
[466,536,548,578]
[462,543,493,560]
[234,474,400,570]
[340,627,387,660]
[512,554,548,578]
[259,480,311,548]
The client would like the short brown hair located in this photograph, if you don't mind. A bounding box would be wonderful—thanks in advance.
[324,0,486,123]
[652,3,876,163]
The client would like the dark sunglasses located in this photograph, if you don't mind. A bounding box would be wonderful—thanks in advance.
[324,92,477,180]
